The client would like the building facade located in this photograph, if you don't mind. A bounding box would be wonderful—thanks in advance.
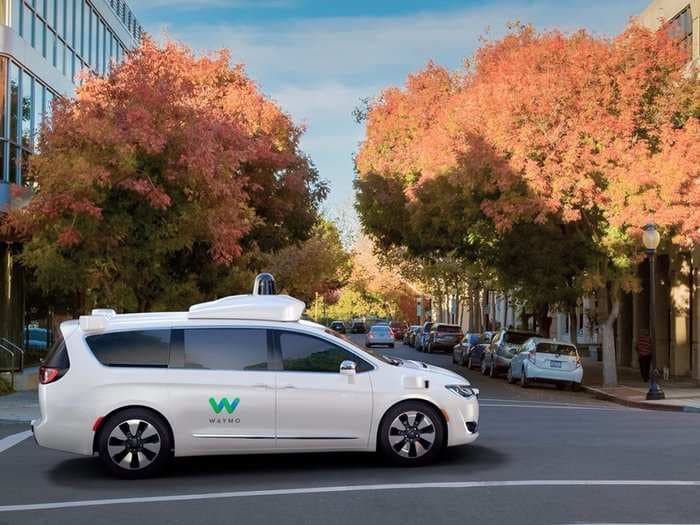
[0,0,141,349]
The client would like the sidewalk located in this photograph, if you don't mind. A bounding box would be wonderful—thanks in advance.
[582,360,700,413]
[0,390,39,423]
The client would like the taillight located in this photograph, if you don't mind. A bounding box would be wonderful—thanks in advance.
[39,366,62,384]
[576,356,582,368]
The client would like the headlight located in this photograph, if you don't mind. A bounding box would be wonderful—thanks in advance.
[446,385,479,399]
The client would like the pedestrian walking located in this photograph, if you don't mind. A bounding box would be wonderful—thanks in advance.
[636,329,652,382]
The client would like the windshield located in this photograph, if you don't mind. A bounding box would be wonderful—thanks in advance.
[325,329,399,366]
[504,332,536,345]
[536,343,578,356]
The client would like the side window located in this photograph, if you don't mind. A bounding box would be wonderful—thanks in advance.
[86,330,171,367]
[278,331,372,373]
[183,328,269,371]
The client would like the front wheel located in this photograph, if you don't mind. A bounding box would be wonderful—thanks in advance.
[520,368,529,388]
[481,359,488,376]
[507,366,515,384]
[97,408,172,479]
[467,357,473,369]
[378,401,445,466]
[489,361,497,378]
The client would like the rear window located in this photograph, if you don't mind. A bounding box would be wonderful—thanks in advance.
[86,330,171,368]
[371,326,391,334]
[504,332,536,345]
[435,325,460,333]
[536,343,578,356]
[44,339,69,369]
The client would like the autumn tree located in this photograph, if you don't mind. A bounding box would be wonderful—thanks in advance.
[356,25,699,385]
[264,219,352,305]
[6,38,326,312]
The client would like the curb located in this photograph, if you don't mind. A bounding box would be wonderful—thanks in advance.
[581,385,700,413]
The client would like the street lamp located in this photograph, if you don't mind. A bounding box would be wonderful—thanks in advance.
[642,224,665,400]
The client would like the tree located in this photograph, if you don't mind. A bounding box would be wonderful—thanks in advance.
[6,38,326,312]
[356,25,699,385]
[264,219,352,305]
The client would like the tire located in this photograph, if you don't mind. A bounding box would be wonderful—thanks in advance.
[555,382,566,390]
[467,357,473,369]
[520,368,529,388]
[452,352,457,364]
[390,343,395,348]
[97,408,172,479]
[366,343,372,348]
[507,366,515,384]
[426,344,432,354]
[378,401,445,466]
[481,359,489,376]
[572,382,581,392]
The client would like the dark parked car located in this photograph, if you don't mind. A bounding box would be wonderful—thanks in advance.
[329,320,346,334]
[481,329,539,378]
[415,321,433,352]
[452,333,482,365]
[464,331,496,369]
[351,321,367,334]
[389,321,408,340]
[404,325,420,346]
[426,324,463,353]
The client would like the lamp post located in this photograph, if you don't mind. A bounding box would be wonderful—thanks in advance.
[642,224,665,400]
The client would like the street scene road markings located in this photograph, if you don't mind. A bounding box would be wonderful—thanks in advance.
[2,480,699,513]
[0,431,32,455]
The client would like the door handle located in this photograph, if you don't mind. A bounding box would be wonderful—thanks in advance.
[253,383,273,389]
[280,385,296,390]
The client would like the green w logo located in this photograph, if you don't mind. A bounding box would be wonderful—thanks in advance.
[209,397,240,414]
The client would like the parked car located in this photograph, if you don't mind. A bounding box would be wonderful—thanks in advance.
[404,325,420,346]
[481,329,539,378]
[24,326,51,350]
[415,322,433,352]
[508,338,583,390]
[33,276,480,477]
[390,321,408,340]
[463,331,496,369]
[329,320,346,334]
[365,324,395,348]
[453,333,482,365]
[426,324,463,353]
[351,320,367,333]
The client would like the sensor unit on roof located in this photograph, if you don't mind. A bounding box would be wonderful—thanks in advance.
[253,273,277,296]
[188,294,305,322]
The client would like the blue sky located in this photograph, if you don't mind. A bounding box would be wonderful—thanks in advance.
[135,0,649,226]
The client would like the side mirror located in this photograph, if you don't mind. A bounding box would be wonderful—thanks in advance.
[340,360,357,376]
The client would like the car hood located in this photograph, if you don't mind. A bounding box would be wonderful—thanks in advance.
[400,360,468,384]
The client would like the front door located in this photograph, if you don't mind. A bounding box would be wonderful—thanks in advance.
[273,329,373,451]
[167,327,277,454]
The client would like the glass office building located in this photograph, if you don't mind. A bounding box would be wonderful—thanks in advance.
[0,0,141,349]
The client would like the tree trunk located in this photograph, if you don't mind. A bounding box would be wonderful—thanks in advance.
[569,305,578,346]
[503,292,509,329]
[536,303,551,336]
[601,290,620,387]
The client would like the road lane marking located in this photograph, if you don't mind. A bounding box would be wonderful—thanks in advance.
[0,431,32,454]
[1,480,699,513]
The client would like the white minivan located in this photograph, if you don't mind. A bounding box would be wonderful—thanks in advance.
[33,282,479,478]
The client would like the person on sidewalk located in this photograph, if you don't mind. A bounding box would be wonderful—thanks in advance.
[636,329,652,382]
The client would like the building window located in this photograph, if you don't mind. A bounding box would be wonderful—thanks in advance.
[9,62,19,144]
[667,6,693,58]
[20,69,32,149]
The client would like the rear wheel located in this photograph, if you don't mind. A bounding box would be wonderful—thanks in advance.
[98,408,172,479]
[467,357,473,369]
[480,359,488,376]
[378,401,445,466]
[489,361,497,378]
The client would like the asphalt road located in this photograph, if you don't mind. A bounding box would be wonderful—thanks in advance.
[1,336,699,525]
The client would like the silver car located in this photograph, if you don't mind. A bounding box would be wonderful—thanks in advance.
[366,325,395,348]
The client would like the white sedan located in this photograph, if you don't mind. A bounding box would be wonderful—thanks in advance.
[366,324,395,348]
[507,337,583,390]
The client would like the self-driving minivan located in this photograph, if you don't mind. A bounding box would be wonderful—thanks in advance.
[33,276,479,478]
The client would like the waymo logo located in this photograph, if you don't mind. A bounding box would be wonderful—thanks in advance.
[209,397,240,414]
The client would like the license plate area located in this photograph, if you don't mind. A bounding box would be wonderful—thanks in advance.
[550,361,562,368]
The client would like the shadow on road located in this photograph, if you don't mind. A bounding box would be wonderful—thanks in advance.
[47,444,508,488]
